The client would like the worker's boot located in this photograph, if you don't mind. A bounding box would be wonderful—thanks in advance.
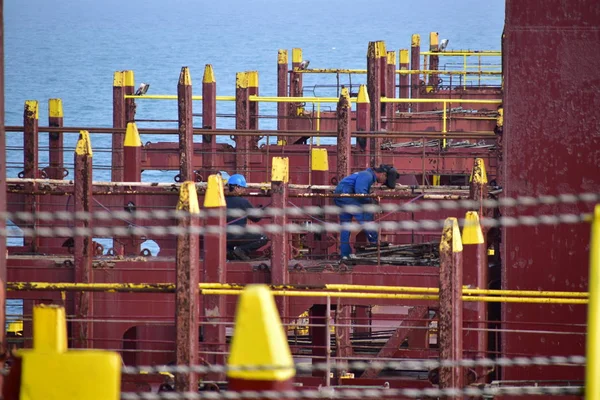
[233,247,250,261]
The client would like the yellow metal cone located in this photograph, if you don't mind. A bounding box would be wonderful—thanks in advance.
[228,285,295,381]
[462,211,484,245]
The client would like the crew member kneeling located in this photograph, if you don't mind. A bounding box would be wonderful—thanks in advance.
[225,174,268,260]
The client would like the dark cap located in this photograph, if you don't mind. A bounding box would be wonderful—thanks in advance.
[385,167,399,189]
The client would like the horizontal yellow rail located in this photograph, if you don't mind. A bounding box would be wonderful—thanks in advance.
[395,70,501,76]
[7,282,588,304]
[380,98,502,104]
[249,96,357,103]
[421,51,502,56]
[202,289,587,304]
[123,95,235,101]
[295,69,501,76]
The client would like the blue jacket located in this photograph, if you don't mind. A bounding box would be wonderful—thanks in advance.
[334,168,377,204]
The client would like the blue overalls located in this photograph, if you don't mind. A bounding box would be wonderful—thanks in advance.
[333,168,378,257]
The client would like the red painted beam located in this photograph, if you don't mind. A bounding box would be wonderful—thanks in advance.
[23,101,39,253]
[202,64,217,175]
[177,67,194,182]
[174,182,200,391]
[336,92,351,181]
[277,50,288,134]
[73,131,94,349]
[367,41,383,167]
[112,71,125,182]
[360,306,428,378]
[235,72,250,175]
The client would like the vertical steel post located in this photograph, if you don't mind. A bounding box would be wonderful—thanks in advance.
[277,50,289,136]
[248,71,259,131]
[112,71,125,182]
[48,99,64,179]
[23,100,39,253]
[467,158,489,364]
[336,89,351,181]
[428,32,439,88]
[399,49,409,112]
[289,47,303,135]
[385,51,396,131]
[175,181,200,391]
[462,211,487,365]
[0,0,7,368]
[202,64,217,174]
[124,70,136,123]
[123,122,142,256]
[202,174,227,377]
[586,205,600,400]
[410,34,421,112]
[356,85,371,169]
[271,157,289,316]
[178,67,194,182]
[310,149,330,256]
[439,217,464,396]
[309,305,327,379]
[367,41,384,167]
[235,72,250,176]
[73,131,93,349]
[247,71,260,152]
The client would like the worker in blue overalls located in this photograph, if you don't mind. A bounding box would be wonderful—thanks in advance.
[334,164,399,259]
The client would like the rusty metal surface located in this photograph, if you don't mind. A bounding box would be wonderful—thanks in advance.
[367,42,382,167]
[112,76,125,183]
[202,72,217,173]
[23,102,39,253]
[501,0,600,382]
[277,51,288,133]
[202,211,226,377]
[336,93,351,181]
[47,113,64,180]
[235,80,250,175]
[271,181,289,316]
[177,67,194,182]
[410,39,420,112]
[438,221,463,393]
[73,142,93,349]
[175,198,199,391]
[360,306,428,379]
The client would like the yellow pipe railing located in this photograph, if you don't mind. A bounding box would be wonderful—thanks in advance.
[123,94,235,101]
[420,51,502,56]
[586,204,600,400]
[6,282,588,304]
[200,289,586,305]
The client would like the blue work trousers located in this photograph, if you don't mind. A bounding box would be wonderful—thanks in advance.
[335,199,378,257]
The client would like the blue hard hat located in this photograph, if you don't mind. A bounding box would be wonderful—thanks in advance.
[219,171,231,183]
[228,174,247,188]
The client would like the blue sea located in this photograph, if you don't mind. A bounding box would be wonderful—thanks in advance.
[4,0,505,319]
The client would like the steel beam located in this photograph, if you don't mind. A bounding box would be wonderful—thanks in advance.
[367,41,383,167]
[271,178,289,316]
[360,306,428,378]
[399,49,409,112]
[73,131,93,348]
[438,218,464,394]
[202,176,227,378]
[277,50,288,134]
[356,85,370,169]
[175,182,200,391]
[336,91,351,181]
[235,72,250,175]
[23,100,39,253]
[177,67,194,182]
[202,64,217,175]
[410,35,421,111]
[112,71,125,182]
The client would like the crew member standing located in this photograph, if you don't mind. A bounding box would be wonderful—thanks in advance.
[225,174,268,260]
[334,164,399,259]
